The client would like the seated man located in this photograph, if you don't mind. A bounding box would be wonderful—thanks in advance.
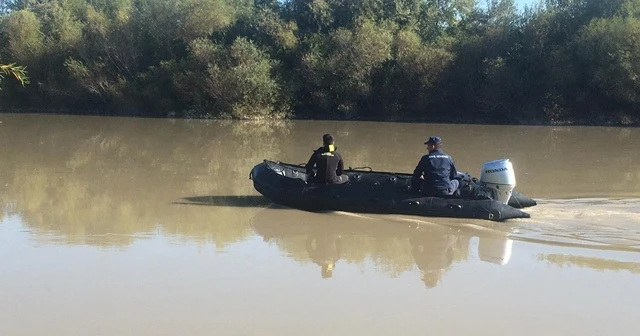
[305,134,349,185]
[411,136,459,196]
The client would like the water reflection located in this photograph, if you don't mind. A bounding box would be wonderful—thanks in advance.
[478,236,513,265]
[305,229,342,279]
[0,115,291,247]
[251,207,516,288]
[1,114,639,253]
[410,230,459,288]
[538,254,640,274]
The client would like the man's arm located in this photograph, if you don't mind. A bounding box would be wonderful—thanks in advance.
[306,151,317,176]
[336,154,344,176]
[411,156,426,191]
[412,156,426,179]
[449,158,458,180]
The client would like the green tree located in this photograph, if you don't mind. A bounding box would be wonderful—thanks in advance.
[574,15,640,120]
[0,0,639,124]
[180,36,286,119]
[2,9,44,64]
[296,19,394,118]
[0,62,28,88]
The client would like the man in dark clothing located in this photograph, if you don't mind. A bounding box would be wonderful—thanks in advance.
[411,136,459,196]
[305,134,349,185]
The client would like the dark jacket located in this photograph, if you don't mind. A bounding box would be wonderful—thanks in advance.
[305,146,345,184]
[411,148,458,195]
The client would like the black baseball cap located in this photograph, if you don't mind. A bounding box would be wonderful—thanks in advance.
[424,136,442,145]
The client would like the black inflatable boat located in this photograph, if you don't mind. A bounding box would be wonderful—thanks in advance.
[249,160,537,221]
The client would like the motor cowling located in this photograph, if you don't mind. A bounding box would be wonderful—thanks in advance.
[479,159,516,204]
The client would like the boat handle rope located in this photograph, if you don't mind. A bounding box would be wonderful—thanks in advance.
[293,161,373,172]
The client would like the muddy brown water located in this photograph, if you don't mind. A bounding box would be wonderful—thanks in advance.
[1,114,639,335]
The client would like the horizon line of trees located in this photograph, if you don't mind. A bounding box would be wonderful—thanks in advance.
[1,0,639,124]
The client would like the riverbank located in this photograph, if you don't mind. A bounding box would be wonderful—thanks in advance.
[1,107,638,128]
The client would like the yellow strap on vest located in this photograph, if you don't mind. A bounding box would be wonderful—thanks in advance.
[328,144,335,152]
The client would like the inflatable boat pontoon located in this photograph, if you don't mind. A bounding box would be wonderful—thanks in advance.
[249,159,536,221]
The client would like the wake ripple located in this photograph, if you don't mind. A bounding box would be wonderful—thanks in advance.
[510,198,640,252]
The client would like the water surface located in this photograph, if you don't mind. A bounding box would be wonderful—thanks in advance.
[1,114,639,335]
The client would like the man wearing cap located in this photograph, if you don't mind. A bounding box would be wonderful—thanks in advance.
[305,134,349,185]
[411,136,459,196]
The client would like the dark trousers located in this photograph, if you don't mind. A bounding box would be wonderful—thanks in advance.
[331,175,349,184]
[443,179,459,195]
[311,175,349,185]
[419,179,460,196]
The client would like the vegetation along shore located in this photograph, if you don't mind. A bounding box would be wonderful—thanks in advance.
[1,0,639,126]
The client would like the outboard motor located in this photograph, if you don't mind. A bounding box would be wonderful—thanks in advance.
[479,159,516,204]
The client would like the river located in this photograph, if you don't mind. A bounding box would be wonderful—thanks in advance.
[1,113,639,335]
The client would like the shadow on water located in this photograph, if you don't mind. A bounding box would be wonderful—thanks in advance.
[175,195,273,207]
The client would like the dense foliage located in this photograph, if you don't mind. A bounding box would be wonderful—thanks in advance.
[1,0,639,124]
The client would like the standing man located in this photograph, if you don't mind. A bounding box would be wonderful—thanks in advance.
[305,133,349,185]
[411,136,459,196]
